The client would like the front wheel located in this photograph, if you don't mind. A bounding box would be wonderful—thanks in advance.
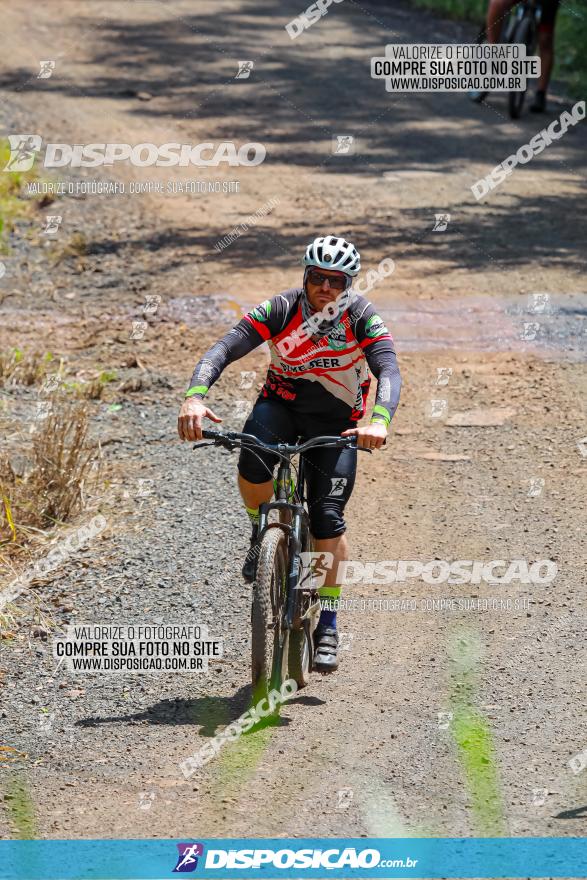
[508,17,535,119]
[251,528,288,706]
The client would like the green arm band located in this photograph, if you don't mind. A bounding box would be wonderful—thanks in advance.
[185,385,208,399]
[370,404,391,427]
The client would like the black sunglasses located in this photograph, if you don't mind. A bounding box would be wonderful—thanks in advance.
[306,269,348,291]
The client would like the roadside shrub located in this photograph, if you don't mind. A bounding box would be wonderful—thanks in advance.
[0,398,99,542]
[0,349,53,388]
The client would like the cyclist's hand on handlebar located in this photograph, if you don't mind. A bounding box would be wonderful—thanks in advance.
[341,422,387,450]
[178,398,222,441]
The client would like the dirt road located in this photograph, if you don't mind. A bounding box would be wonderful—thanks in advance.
[1,0,586,842]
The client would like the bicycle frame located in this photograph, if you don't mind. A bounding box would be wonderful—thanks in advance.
[504,0,541,40]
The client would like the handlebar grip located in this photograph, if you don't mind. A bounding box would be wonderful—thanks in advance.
[201,428,261,447]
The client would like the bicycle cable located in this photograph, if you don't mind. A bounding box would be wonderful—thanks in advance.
[237,438,302,491]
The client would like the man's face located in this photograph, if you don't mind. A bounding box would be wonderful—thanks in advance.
[305,268,348,311]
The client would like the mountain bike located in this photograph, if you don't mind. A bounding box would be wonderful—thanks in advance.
[472,0,542,119]
[194,429,369,705]
[505,0,542,118]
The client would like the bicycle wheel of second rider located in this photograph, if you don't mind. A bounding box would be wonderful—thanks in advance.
[508,16,534,118]
[251,528,288,706]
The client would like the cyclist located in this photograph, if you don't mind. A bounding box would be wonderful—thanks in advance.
[178,235,401,672]
[471,0,560,111]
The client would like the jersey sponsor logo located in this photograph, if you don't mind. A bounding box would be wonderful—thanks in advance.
[264,370,297,401]
[250,300,271,322]
[365,314,388,339]
[280,356,341,374]
[326,321,348,350]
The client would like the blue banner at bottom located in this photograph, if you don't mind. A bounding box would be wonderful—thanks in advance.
[1,838,586,879]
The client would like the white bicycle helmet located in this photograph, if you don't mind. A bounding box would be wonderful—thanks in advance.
[303,235,361,277]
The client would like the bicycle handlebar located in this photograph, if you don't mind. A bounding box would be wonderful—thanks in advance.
[197,429,372,454]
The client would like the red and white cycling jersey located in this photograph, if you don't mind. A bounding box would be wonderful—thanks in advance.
[188,287,401,425]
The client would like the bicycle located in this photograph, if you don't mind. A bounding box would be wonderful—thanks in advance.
[472,0,542,119]
[505,0,542,118]
[194,429,370,706]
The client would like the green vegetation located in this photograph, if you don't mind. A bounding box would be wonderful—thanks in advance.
[0,139,87,260]
[60,369,117,400]
[0,140,47,253]
[0,348,119,400]
[0,348,54,388]
[410,0,587,96]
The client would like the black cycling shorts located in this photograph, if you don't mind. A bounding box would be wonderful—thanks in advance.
[503,0,559,30]
[540,0,560,29]
[238,398,357,540]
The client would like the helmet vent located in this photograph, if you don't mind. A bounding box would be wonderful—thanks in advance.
[302,235,361,276]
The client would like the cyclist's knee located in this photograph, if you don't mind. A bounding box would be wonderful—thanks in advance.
[309,502,346,540]
[238,452,276,484]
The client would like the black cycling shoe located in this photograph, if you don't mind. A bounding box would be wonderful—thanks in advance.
[313,626,339,673]
[530,90,546,113]
[242,523,260,583]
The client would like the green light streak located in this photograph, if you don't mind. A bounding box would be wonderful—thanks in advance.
[449,627,506,836]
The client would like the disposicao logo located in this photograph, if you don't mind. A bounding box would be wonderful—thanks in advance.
[3,136,266,171]
[173,843,205,873]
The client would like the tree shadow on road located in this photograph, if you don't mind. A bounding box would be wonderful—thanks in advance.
[2,0,584,276]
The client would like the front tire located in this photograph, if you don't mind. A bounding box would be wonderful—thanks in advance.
[508,17,535,119]
[251,528,288,706]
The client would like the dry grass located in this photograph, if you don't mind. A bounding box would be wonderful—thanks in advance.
[0,349,54,388]
[49,231,88,264]
[61,369,118,400]
[0,350,115,606]
[0,349,118,400]
[30,399,97,523]
[0,397,99,547]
